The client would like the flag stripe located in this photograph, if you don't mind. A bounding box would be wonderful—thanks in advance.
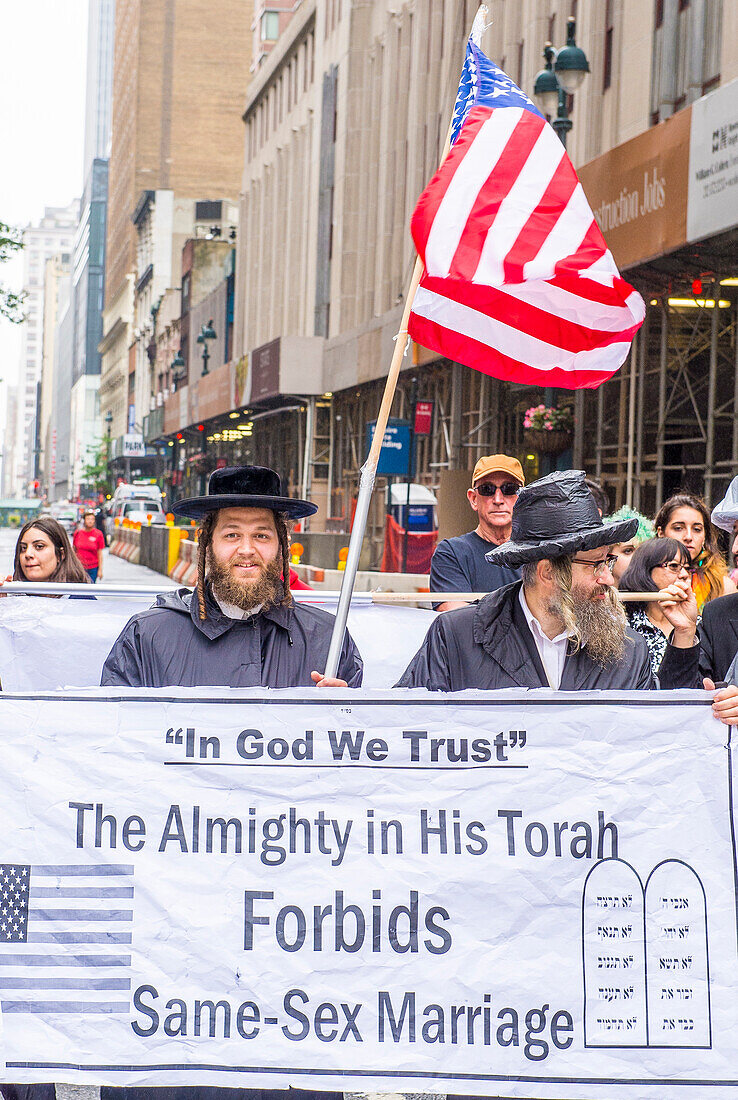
[425,108,523,276]
[1,1001,129,1014]
[0,954,130,966]
[521,183,596,281]
[503,165,579,282]
[415,279,642,354]
[27,932,133,944]
[410,285,631,371]
[473,123,559,285]
[0,978,131,990]
[33,866,133,876]
[408,310,619,390]
[30,887,134,899]
[29,909,133,921]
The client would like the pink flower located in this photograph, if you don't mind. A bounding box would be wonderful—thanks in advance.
[545,422,553,430]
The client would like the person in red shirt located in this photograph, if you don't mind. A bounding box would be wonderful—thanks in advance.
[72,508,105,582]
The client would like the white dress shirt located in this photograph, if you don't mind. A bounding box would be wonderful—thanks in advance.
[214,595,262,620]
[518,586,572,689]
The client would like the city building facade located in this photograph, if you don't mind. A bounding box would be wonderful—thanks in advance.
[67,157,109,499]
[39,252,73,496]
[9,203,78,496]
[128,0,738,562]
[99,0,251,475]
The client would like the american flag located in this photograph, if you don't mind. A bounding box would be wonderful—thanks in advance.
[408,18,645,390]
[0,863,134,1016]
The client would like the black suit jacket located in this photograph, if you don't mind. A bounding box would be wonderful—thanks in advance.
[699,592,738,682]
[397,580,699,691]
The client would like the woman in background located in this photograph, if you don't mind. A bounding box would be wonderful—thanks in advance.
[605,505,655,585]
[619,537,699,677]
[655,492,735,611]
[5,516,90,587]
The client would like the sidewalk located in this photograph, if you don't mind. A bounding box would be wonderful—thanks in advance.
[102,544,176,587]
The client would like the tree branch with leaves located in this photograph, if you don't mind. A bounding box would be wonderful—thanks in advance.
[0,220,25,323]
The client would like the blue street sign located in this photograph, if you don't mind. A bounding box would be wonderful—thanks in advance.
[366,418,412,476]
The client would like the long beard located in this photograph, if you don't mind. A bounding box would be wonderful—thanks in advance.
[547,584,627,668]
[570,585,627,667]
[207,552,284,613]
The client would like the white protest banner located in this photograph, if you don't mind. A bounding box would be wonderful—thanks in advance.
[0,688,735,1099]
[0,597,435,689]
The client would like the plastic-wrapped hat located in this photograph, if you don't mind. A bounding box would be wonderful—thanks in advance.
[485,469,638,569]
[711,476,738,534]
[171,465,318,521]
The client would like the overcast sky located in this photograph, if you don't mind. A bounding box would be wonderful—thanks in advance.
[0,0,88,400]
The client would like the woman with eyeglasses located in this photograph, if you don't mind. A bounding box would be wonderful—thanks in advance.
[654,492,735,611]
[618,538,699,676]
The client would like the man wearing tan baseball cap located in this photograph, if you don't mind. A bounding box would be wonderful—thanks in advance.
[430,453,525,612]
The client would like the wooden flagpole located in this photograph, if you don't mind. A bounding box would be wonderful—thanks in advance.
[322,5,490,677]
[322,258,429,677]
[321,52,483,675]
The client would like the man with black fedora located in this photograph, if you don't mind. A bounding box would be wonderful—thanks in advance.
[101,465,362,688]
[398,470,699,692]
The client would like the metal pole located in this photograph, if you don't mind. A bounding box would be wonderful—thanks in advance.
[625,331,638,507]
[732,302,738,468]
[704,285,719,506]
[595,385,604,480]
[655,304,668,511]
[322,8,479,679]
[403,377,418,573]
[634,308,647,511]
[551,86,572,149]
[573,389,585,470]
[323,256,428,678]
[449,362,463,468]
[327,397,335,517]
[301,396,314,505]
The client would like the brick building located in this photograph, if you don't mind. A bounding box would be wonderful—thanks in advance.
[99,0,251,451]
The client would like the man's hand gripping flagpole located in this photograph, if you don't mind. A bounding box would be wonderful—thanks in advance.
[322,9,490,679]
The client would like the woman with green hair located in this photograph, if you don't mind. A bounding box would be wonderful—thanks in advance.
[604,505,655,585]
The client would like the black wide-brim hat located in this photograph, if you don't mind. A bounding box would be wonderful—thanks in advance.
[485,469,638,569]
[171,465,318,521]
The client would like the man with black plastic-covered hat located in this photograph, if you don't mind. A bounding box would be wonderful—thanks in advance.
[102,465,362,689]
[399,469,699,692]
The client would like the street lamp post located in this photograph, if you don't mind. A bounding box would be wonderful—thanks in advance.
[171,350,186,392]
[104,411,113,493]
[533,17,590,472]
[533,18,590,151]
[197,320,217,376]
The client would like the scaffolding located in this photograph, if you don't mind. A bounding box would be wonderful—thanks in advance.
[586,293,738,515]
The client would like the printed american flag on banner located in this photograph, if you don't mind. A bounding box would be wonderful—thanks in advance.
[408,20,645,390]
[0,863,134,1016]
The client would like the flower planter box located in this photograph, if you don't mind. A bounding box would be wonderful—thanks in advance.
[524,428,573,455]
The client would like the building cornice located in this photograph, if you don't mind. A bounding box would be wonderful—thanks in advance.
[243,1,316,122]
[98,315,129,355]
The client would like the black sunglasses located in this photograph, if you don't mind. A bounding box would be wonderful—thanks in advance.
[475,481,520,497]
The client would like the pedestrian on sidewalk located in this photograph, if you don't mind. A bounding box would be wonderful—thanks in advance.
[72,508,106,582]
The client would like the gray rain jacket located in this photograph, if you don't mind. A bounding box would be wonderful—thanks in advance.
[100,584,363,688]
[397,580,699,691]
